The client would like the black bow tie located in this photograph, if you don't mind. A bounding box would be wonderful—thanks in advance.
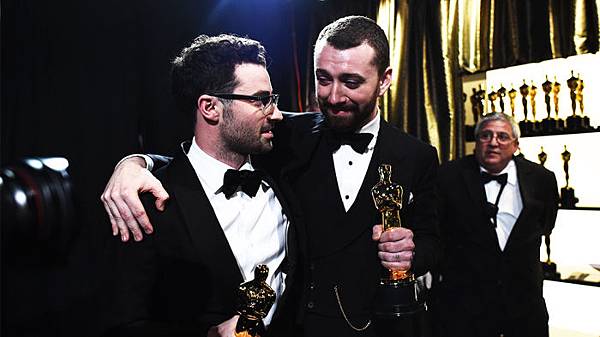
[221,169,264,198]
[481,172,508,185]
[327,132,374,153]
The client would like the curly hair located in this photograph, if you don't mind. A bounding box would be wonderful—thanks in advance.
[171,34,267,121]
[315,16,389,76]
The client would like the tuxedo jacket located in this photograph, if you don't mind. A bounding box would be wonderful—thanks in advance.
[435,154,558,337]
[104,145,299,337]
[135,112,440,336]
[270,112,440,336]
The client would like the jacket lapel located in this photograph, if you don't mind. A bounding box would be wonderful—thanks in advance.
[460,156,502,252]
[372,121,410,205]
[165,149,243,282]
[280,124,323,180]
[503,157,537,252]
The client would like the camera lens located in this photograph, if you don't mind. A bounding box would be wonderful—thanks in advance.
[1,157,77,265]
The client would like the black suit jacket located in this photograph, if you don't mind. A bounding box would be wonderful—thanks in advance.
[271,112,440,336]
[435,154,558,337]
[104,145,299,337]
[135,112,440,336]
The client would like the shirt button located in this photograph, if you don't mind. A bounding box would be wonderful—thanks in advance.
[307,301,315,309]
[309,282,316,290]
[348,161,353,165]
[345,195,349,199]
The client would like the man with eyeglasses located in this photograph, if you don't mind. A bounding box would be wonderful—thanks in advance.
[434,112,558,337]
[102,16,439,337]
[102,34,301,337]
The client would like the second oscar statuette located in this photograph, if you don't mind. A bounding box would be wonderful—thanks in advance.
[371,164,425,337]
[235,265,276,337]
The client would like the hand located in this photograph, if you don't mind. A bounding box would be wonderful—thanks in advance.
[372,224,415,271]
[207,315,239,337]
[100,156,169,242]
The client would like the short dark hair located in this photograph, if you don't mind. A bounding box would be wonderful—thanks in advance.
[315,16,390,76]
[171,34,267,119]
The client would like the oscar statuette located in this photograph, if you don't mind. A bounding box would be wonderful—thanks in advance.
[559,146,579,209]
[576,76,592,130]
[542,234,561,280]
[372,164,425,337]
[508,86,517,118]
[488,88,498,113]
[552,77,566,131]
[518,80,534,136]
[541,76,556,134]
[497,85,507,114]
[235,265,276,337]
[566,71,584,132]
[530,81,541,134]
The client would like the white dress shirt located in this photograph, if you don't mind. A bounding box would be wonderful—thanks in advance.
[187,138,288,325]
[481,159,523,251]
[333,113,380,211]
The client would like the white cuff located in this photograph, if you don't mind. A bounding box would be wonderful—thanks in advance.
[115,154,153,171]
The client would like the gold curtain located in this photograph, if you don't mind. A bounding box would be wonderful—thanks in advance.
[377,0,459,161]
[377,0,600,162]
[456,0,599,72]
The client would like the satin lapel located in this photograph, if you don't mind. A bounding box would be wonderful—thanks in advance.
[460,156,502,252]
[503,157,534,252]
[372,121,410,205]
[280,127,322,180]
[322,122,409,256]
[165,151,242,282]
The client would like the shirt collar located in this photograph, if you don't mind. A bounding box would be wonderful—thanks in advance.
[357,111,380,149]
[187,137,254,195]
[480,159,517,186]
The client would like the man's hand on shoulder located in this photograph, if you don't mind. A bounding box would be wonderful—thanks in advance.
[100,156,169,242]
[372,224,415,272]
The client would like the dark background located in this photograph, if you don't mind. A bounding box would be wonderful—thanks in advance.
[1,0,376,336]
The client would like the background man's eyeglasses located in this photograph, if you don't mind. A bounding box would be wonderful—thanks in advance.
[208,93,279,115]
[476,131,514,145]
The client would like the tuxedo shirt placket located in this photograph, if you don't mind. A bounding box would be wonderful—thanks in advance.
[186,138,288,325]
[333,113,380,211]
[481,160,523,251]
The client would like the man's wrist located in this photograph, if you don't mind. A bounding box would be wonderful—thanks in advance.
[115,154,154,171]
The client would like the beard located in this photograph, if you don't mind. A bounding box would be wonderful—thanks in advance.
[318,90,379,133]
[220,108,274,156]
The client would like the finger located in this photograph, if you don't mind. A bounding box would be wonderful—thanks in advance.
[378,250,414,263]
[378,239,415,253]
[379,227,413,243]
[149,187,169,212]
[372,224,383,241]
[101,200,118,236]
[101,183,122,236]
[122,192,154,235]
[105,196,130,242]
[111,191,143,241]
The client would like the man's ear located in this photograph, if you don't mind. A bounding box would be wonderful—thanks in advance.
[197,95,220,123]
[378,66,393,96]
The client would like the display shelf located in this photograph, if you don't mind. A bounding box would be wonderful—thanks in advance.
[559,206,600,211]
[520,127,600,138]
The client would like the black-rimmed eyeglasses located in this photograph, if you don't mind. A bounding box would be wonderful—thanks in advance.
[208,93,279,115]
[476,130,515,145]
